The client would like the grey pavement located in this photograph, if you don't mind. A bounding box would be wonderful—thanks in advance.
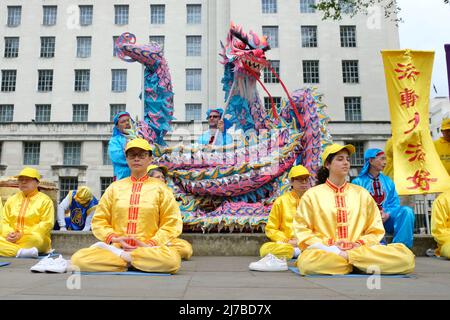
[0,256,449,300]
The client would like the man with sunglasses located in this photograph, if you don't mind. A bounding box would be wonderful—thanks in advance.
[197,108,233,146]
[71,138,183,274]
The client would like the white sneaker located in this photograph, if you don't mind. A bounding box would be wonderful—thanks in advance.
[30,256,52,273]
[45,255,68,273]
[249,254,288,272]
[30,255,68,273]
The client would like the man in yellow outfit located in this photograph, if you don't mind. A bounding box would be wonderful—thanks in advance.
[434,118,450,176]
[431,190,450,259]
[71,138,183,274]
[147,164,193,260]
[294,144,415,275]
[0,168,54,258]
[249,165,310,272]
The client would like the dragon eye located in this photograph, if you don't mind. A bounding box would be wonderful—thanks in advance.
[234,40,246,50]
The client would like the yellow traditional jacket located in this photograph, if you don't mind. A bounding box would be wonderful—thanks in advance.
[294,180,385,250]
[92,175,182,247]
[434,138,450,175]
[0,190,54,241]
[266,190,301,243]
[431,190,450,256]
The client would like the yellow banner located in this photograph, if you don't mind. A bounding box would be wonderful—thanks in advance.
[382,50,450,195]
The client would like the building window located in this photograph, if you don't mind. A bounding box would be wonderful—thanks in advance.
[302,60,320,84]
[4,37,19,58]
[339,0,355,14]
[110,104,126,121]
[40,37,55,58]
[187,4,201,24]
[76,37,92,58]
[74,70,90,92]
[186,69,201,91]
[185,104,202,121]
[35,104,51,122]
[72,104,88,122]
[301,26,318,48]
[59,177,78,201]
[186,36,201,57]
[114,5,129,25]
[63,142,81,166]
[264,60,280,83]
[264,97,282,114]
[342,60,359,83]
[0,105,14,122]
[79,5,93,26]
[37,70,53,92]
[103,141,112,165]
[23,142,40,165]
[1,70,17,92]
[262,26,279,49]
[346,141,365,166]
[300,0,316,13]
[7,6,21,27]
[150,5,165,24]
[340,26,356,47]
[149,36,165,52]
[111,69,127,92]
[344,97,362,121]
[113,36,119,56]
[100,177,114,196]
[43,6,57,26]
[262,0,277,14]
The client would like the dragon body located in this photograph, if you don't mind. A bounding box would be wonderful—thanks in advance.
[115,24,332,232]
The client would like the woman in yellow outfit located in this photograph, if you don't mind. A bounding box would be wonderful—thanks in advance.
[293,144,415,275]
[71,139,183,274]
[431,190,450,259]
[0,168,54,258]
[249,165,310,272]
[147,164,193,260]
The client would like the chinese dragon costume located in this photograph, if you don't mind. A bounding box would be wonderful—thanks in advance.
[114,23,332,232]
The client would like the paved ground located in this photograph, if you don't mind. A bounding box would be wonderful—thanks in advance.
[0,256,449,300]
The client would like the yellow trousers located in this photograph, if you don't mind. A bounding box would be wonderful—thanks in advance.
[168,238,193,260]
[440,243,450,259]
[0,234,50,257]
[260,242,295,259]
[297,243,415,275]
[71,245,181,274]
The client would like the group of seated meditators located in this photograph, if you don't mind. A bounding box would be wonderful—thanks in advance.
[1,137,450,275]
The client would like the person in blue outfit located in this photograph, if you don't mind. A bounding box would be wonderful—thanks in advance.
[197,108,233,146]
[352,148,415,248]
[57,186,98,231]
[108,111,131,180]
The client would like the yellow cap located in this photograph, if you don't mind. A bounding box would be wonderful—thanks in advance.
[74,186,93,204]
[125,138,152,153]
[321,144,355,164]
[147,164,168,175]
[288,165,310,180]
[15,167,41,182]
[441,118,450,131]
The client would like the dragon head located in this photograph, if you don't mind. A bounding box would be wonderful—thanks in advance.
[222,23,270,77]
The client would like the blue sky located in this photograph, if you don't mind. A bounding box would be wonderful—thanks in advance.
[397,0,450,97]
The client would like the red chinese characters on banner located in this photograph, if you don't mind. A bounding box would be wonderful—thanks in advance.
[405,144,426,162]
[404,112,420,135]
[407,169,438,191]
[400,89,419,108]
[394,61,439,191]
[395,63,421,82]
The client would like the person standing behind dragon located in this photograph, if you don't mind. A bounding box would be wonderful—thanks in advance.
[109,111,132,181]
